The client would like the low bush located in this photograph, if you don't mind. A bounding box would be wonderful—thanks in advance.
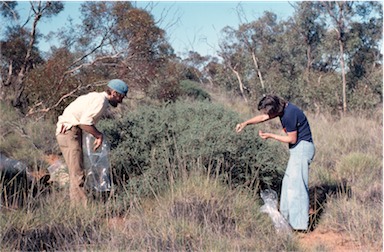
[99,101,286,198]
[179,80,211,101]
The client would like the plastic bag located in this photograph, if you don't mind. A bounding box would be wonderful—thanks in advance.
[0,153,29,173]
[0,154,32,207]
[47,159,69,186]
[260,189,292,234]
[82,132,111,191]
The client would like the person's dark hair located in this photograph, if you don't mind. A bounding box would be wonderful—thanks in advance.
[257,95,286,116]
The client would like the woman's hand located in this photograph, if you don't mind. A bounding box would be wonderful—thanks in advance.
[259,130,271,139]
[236,123,246,133]
[235,114,271,134]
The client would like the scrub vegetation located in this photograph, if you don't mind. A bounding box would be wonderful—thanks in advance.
[0,1,382,251]
[0,93,382,251]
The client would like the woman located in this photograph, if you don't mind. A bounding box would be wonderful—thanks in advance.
[235,94,315,231]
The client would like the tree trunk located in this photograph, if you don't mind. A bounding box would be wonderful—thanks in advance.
[251,52,265,91]
[229,66,248,103]
[305,44,312,84]
[339,39,347,113]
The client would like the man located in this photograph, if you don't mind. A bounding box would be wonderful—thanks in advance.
[56,79,128,207]
[235,94,315,231]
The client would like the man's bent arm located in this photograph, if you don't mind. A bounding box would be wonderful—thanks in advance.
[79,124,103,150]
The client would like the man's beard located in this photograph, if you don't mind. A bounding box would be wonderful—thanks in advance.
[109,100,118,107]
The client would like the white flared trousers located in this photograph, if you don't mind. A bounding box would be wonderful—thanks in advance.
[280,140,315,230]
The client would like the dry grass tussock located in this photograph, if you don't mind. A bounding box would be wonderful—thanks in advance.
[0,172,298,251]
[106,173,298,251]
[305,108,382,250]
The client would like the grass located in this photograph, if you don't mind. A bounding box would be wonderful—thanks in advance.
[305,109,382,250]
[0,93,382,251]
[1,171,297,251]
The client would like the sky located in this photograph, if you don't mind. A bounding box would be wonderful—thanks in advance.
[13,1,295,57]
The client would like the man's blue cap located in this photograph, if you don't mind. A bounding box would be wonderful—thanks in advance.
[107,79,129,96]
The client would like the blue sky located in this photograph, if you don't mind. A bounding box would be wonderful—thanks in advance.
[14,1,295,57]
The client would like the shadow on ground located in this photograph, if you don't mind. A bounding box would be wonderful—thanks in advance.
[308,180,351,231]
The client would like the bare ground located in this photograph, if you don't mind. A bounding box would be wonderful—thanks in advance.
[297,229,364,252]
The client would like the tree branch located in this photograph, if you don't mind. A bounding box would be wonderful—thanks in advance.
[26,81,107,117]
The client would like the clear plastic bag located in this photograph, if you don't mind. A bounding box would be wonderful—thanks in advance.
[82,132,111,192]
[0,154,29,174]
[47,159,69,186]
[260,189,292,234]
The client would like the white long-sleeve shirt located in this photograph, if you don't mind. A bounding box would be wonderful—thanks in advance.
[56,92,109,135]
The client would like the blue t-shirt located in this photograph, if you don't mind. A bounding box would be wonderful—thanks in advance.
[279,103,313,149]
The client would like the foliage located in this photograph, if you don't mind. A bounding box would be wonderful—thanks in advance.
[79,1,175,94]
[0,1,64,110]
[214,1,382,112]
[1,1,382,115]
[99,101,286,197]
[179,79,211,102]
[146,61,182,102]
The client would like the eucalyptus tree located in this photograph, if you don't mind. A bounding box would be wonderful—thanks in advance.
[25,1,176,117]
[203,57,233,90]
[320,1,382,112]
[181,51,210,83]
[219,26,250,103]
[0,1,63,112]
[218,11,286,103]
[289,2,326,82]
[343,1,383,109]
[69,1,174,94]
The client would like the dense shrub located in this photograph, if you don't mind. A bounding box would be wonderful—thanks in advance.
[99,101,286,198]
[179,80,211,102]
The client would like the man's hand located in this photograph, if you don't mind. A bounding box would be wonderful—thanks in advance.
[78,124,103,151]
[93,134,103,151]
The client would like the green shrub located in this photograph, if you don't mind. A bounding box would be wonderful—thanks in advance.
[99,101,286,198]
[179,80,211,102]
